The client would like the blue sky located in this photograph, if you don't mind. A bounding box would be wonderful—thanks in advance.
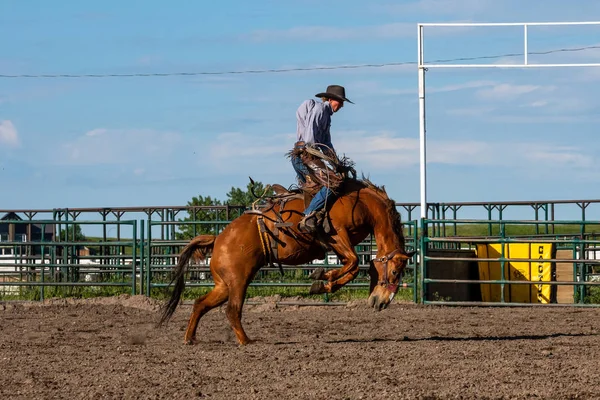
[2,0,600,221]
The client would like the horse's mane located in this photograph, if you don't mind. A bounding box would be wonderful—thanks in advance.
[355,177,405,247]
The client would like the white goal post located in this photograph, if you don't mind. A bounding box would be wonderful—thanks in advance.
[417,21,600,219]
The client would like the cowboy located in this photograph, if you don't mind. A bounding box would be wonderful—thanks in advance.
[292,85,353,233]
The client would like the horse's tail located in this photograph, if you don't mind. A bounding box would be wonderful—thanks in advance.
[158,234,216,326]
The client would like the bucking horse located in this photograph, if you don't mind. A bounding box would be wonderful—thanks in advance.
[159,146,415,345]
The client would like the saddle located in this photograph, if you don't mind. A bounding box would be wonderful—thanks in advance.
[244,148,356,274]
[251,145,356,230]
[269,183,331,234]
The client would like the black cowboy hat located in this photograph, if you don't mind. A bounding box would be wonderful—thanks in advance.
[315,85,354,104]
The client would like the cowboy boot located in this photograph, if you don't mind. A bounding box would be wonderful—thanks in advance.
[298,211,319,233]
[315,209,331,234]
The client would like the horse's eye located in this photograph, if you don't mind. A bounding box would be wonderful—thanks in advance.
[391,270,398,276]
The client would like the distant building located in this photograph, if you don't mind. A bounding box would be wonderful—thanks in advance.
[0,212,55,256]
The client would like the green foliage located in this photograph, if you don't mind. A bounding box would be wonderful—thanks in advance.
[176,180,274,240]
[176,195,225,240]
[59,224,86,242]
[581,286,600,304]
[146,266,416,303]
[225,181,274,207]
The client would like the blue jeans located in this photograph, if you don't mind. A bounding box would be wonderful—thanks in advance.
[291,155,334,214]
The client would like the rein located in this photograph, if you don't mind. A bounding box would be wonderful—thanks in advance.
[372,248,404,293]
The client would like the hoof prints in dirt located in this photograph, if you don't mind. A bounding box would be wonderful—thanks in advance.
[1,299,599,399]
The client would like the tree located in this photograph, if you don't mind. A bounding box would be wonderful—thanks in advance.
[58,225,87,261]
[59,224,86,242]
[225,180,274,208]
[177,180,273,240]
[176,195,224,240]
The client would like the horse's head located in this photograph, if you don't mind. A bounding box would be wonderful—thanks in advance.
[368,249,416,311]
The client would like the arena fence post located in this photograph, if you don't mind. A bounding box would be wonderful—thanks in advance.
[139,219,145,297]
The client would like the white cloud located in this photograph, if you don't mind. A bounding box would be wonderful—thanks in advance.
[430,80,496,94]
[56,128,182,165]
[337,132,498,169]
[433,141,593,169]
[573,67,600,83]
[334,130,594,171]
[517,96,593,114]
[209,132,287,159]
[432,77,598,122]
[475,83,554,101]
[0,120,20,148]
[527,100,548,108]
[202,132,293,174]
[526,146,594,168]
[446,106,495,116]
[429,141,494,165]
[534,41,600,63]
[335,131,419,169]
[352,79,495,97]
[85,128,107,137]
[338,130,417,151]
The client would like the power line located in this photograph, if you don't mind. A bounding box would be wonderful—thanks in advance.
[431,45,600,63]
[1,44,599,79]
[0,62,416,79]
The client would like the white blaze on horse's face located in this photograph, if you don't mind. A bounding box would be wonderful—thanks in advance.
[388,291,396,302]
[368,251,414,311]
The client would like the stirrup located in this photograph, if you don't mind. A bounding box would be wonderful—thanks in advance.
[298,212,318,233]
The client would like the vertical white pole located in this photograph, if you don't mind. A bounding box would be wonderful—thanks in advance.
[524,24,529,65]
[418,24,427,219]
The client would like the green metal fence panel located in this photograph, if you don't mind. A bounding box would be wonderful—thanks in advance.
[0,219,138,301]
[144,218,419,302]
[419,218,600,307]
[6,201,600,307]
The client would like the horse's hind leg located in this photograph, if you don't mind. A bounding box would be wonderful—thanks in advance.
[225,281,253,346]
[184,282,228,345]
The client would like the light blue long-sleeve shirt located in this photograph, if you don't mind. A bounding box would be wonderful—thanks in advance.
[296,99,334,152]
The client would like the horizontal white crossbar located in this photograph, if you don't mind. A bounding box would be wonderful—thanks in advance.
[425,63,600,68]
[419,21,600,27]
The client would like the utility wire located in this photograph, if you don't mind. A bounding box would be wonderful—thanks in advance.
[1,44,599,79]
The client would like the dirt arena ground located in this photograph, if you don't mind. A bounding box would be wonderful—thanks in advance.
[1,295,599,400]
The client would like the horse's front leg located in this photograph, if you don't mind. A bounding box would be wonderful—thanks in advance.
[309,233,359,294]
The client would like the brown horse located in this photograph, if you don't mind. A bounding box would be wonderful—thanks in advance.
[159,179,414,345]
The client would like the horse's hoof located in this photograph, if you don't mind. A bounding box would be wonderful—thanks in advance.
[309,281,326,295]
[309,267,325,280]
[239,339,256,346]
[184,338,196,345]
